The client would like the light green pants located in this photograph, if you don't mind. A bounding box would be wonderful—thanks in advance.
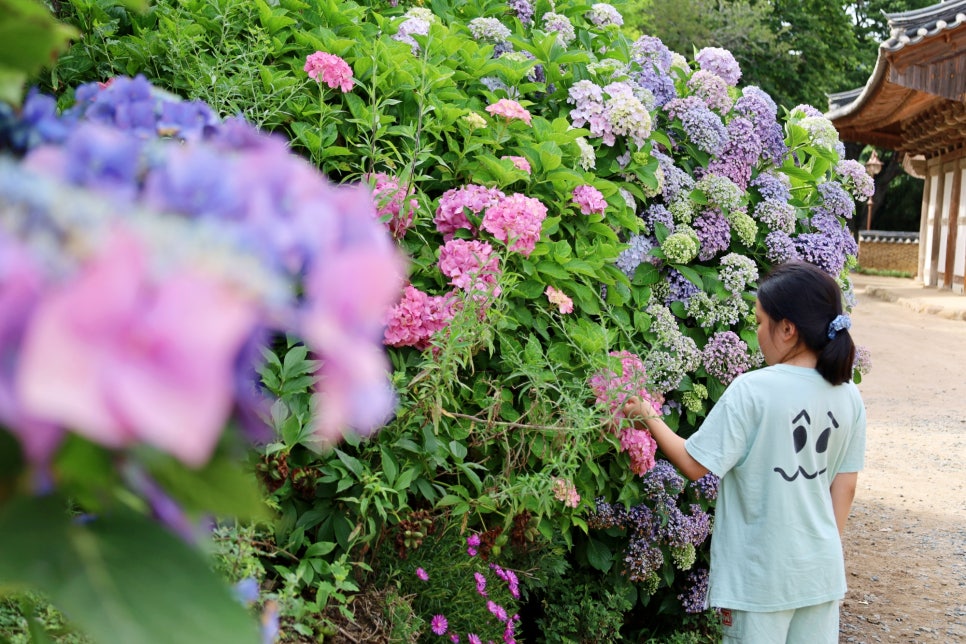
[719,600,839,644]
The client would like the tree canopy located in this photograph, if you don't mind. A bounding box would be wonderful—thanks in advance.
[625,0,936,111]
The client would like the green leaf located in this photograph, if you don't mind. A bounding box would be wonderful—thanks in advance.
[585,537,613,572]
[146,452,267,521]
[334,449,364,478]
[379,447,398,486]
[0,496,260,644]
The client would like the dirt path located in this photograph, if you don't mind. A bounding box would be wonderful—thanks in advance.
[839,288,966,643]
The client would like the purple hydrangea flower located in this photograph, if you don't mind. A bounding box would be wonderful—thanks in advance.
[764,230,798,263]
[708,117,762,189]
[692,472,719,501]
[750,171,791,202]
[817,181,855,219]
[653,151,695,203]
[616,234,657,277]
[678,568,710,613]
[508,0,534,26]
[696,47,741,85]
[687,70,732,112]
[665,267,700,305]
[630,36,677,107]
[753,198,797,234]
[664,96,727,156]
[693,208,731,261]
[702,331,752,385]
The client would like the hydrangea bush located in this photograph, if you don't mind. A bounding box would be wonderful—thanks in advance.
[38,0,874,638]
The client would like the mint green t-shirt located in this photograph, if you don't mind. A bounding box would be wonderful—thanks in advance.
[685,364,866,612]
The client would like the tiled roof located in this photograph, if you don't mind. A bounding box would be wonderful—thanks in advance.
[881,0,966,52]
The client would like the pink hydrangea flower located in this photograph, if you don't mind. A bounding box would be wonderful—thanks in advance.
[368,172,418,239]
[301,187,408,440]
[15,231,258,467]
[304,51,355,92]
[481,193,548,256]
[619,427,658,475]
[588,350,664,421]
[552,477,580,508]
[544,285,573,314]
[501,155,531,173]
[383,285,456,350]
[438,239,501,297]
[485,99,532,125]
[572,184,607,215]
[434,184,505,240]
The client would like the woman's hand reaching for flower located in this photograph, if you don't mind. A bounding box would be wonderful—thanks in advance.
[622,395,659,426]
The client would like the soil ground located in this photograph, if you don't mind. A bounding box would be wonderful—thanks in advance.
[838,281,966,643]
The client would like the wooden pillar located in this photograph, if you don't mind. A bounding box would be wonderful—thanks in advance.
[955,158,966,294]
[939,159,959,289]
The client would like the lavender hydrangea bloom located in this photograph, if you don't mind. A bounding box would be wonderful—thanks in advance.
[640,459,685,498]
[678,568,710,613]
[641,203,674,235]
[586,3,623,27]
[693,208,731,261]
[753,198,797,234]
[835,159,875,201]
[708,117,762,189]
[718,253,758,295]
[750,170,792,202]
[587,497,627,529]
[393,16,432,54]
[468,17,512,43]
[664,96,727,156]
[687,70,733,113]
[696,174,743,212]
[764,230,798,263]
[703,331,752,384]
[6,89,72,151]
[508,0,534,26]
[692,472,719,501]
[542,12,576,46]
[616,234,656,277]
[630,36,677,107]
[62,123,144,198]
[818,181,855,219]
[653,150,695,203]
[665,267,700,305]
[626,534,664,582]
[695,47,741,85]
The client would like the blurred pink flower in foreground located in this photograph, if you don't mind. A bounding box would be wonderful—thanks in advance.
[16,231,258,467]
[304,51,355,92]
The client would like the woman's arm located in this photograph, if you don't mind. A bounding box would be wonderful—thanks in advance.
[623,396,709,481]
[830,471,858,538]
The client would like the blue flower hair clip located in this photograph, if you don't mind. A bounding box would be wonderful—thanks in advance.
[827,314,851,339]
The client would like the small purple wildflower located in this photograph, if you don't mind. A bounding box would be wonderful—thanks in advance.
[431,614,449,636]
[474,571,488,596]
[416,567,429,581]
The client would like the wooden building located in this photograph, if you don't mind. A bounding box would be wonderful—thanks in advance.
[828,0,966,294]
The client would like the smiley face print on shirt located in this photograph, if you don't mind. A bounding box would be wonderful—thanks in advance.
[773,409,838,482]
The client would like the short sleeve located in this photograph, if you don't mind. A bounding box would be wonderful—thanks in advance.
[835,392,866,474]
[684,384,754,478]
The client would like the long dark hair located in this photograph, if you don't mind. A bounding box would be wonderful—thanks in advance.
[756,261,856,385]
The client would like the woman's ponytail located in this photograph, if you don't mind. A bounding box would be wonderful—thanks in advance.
[757,261,856,386]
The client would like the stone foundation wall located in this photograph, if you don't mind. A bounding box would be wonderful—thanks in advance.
[858,231,920,276]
